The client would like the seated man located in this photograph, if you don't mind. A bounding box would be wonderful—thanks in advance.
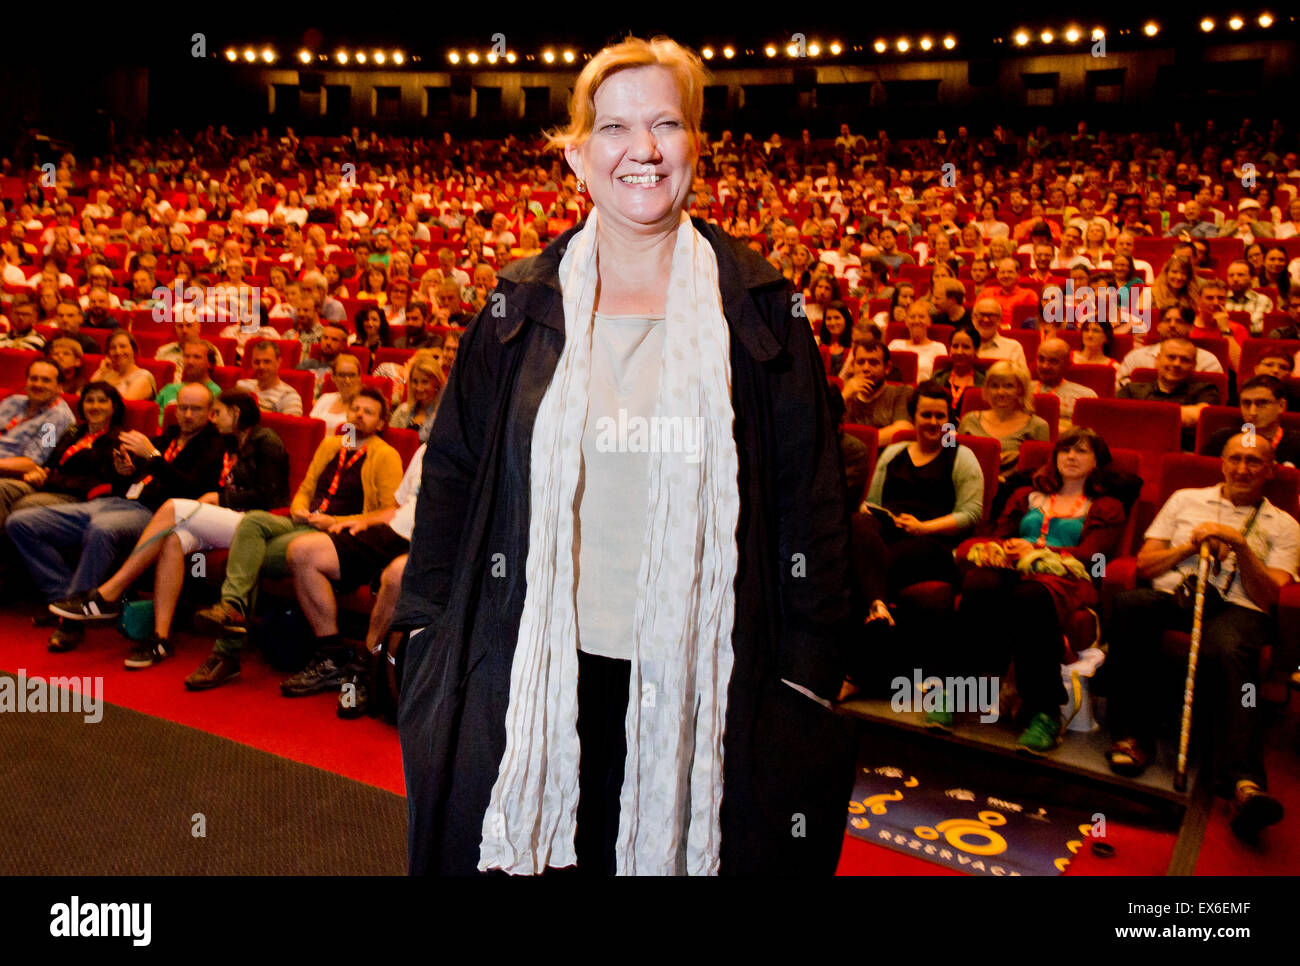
[6,383,223,651]
[1117,336,1221,450]
[280,443,425,710]
[1224,259,1274,336]
[297,322,350,397]
[399,301,442,350]
[156,341,221,416]
[54,300,104,355]
[977,256,1038,326]
[970,298,1028,370]
[1106,434,1296,842]
[0,295,47,351]
[1116,305,1224,389]
[0,359,78,518]
[185,387,403,690]
[236,338,303,415]
[839,337,912,446]
[1200,375,1300,467]
[1266,290,1300,340]
[156,316,226,374]
[1031,337,1096,431]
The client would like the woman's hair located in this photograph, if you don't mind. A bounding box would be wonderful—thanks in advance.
[77,381,126,427]
[888,280,914,314]
[1153,254,1201,310]
[948,322,979,349]
[1079,315,1116,355]
[983,360,1034,414]
[353,305,391,345]
[818,301,855,348]
[546,36,708,150]
[106,330,139,355]
[215,389,262,430]
[907,378,952,420]
[1033,426,1115,497]
[405,348,444,403]
[1262,244,1293,299]
[49,336,84,363]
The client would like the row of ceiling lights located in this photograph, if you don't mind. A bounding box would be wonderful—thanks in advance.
[223,15,1287,69]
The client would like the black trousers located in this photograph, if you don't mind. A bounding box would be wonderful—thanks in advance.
[574,649,630,875]
[1106,588,1273,791]
[955,568,1069,724]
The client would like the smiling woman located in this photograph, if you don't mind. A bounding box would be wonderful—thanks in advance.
[394,35,856,877]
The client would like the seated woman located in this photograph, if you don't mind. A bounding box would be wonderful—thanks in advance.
[351,305,391,361]
[817,300,854,373]
[846,381,986,694]
[889,297,946,380]
[932,324,985,413]
[957,360,1050,479]
[1072,316,1118,369]
[310,353,365,436]
[871,279,914,328]
[950,428,1128,746]
[803,273,836,328]
[388,349,443,443]
[356,265,388,306]
[90,331,157,402]
[46,337,89,397]
[49,392,289,668]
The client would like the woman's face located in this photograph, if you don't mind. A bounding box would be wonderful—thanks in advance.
[824,308,846,337]
[1056,440,1097,483]
[961,224,979,247]
[813,277,834,303]
[213,400,239,435]
[1166,264,1188,290]
[1078,322,1103,349]
[82,389,113,428]
[364,310,382,336]
[985,374,1020,411]
[1112,254,1132,278]
[914,395,950,445]
[1085,223,1106,247]
[107,335,134,369]
[410,368,438,403]
[565,66,696,235]
[50,344,77,372]
[949,332,975,369]
[792,248,810,269]
[1246,245,1264,270]
[333,363,362,400]
[1265,248,1288,277]
[906,303,930,337]
[368,268,385,291]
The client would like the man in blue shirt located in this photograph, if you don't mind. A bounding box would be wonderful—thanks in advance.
[0,359,77,492]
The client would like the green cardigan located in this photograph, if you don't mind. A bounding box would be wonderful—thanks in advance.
[865,441,985,531]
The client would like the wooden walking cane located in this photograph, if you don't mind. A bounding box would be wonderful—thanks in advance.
[1174,542,1213,793]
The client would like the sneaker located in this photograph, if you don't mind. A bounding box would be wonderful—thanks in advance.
[50,590,120,622]
[923,690,953,730]
[337,660,371,719]
[1229,782,1284,840]
[185,652,241,691]
[1016,712,1063,755]
[193,600,247,637]
[47,620,84,653]
[124,635,171,670]
[281,654,349,697]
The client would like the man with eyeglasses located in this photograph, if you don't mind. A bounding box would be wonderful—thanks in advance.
[1200,375,1300,467]
[969,298,1027,371]
[1105,434,1297,843]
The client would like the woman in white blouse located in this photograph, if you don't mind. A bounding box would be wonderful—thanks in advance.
[309,353,364,435]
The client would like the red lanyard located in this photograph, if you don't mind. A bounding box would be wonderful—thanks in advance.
[219,451,238,488]
[317,446,365,513]
[1037,494,1088,547]
[59,428,107,466]
[3,400,47,435]
[135,436,185,491]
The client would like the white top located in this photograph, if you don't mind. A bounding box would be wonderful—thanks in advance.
[888,338,946,381]
[310,392,349,436]
[1147,485,1299,613]
[389,443,425,541]
[575,311,666,660]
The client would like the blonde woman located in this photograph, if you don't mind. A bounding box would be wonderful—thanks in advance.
[957,360,1050,477]
[1151,255,1201,314]
[90,330,157,401]
[309,353,364,436]
[388,348,443,442]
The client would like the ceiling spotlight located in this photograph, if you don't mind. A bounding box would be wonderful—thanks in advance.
[448,51,460,65]
[242,48,256,63]
[723,46,735,58]
[873,39,887,53]
[1200,18,1215,31]
[829,42,841,55]
[261,48,275,63]
[563,49,575,63]
[1258,13,1273,28]
[764,44,777,57]
[393,51,405,65]
[1091,27,1105,40]
[356,51,368,64]
[1143,22,1158,37]
[542,49,555,63]
[297,49,312,64]
[919,37,933,51]
[374,51,386,64]
[505,51,516,63]
[807,42,821,56]
[1014,30,1030,46]
[1228,16,1243,30]
[465,51,477,64]
[486,51,498,64]
[701,46,714,59]
[786,42,799,56]
[1065,26,1081,42]
[1040,30,1054,43]
[896,38,910,52]
[943,35,956,49]
[225,49,237,62]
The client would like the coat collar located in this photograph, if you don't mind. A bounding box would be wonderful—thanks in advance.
[493,216,783,362]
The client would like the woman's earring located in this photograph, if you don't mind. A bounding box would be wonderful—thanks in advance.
[576,179,586,194]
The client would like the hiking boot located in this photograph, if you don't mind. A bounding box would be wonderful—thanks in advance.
[50,589,121,622]
[185,652,241,691]
[337,659,371,719]
[1016,712,1063,755]
[124,635,171,670]
[281,654,349,697]
[48,620,84,652]
[193,600,247,637]
[1229,782,1284,840]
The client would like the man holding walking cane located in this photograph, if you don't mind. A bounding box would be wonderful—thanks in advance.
[1105,434,1298,841]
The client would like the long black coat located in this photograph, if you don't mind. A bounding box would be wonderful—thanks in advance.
[393,218,858,875]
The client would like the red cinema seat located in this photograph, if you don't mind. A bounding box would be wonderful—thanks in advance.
[381,426,422,470]
[276,369,316,414]
[1195,405,1300,455]
[136,357,176,389]
[261,413,327,497]
[842,424,879,486]
[210,365,246,395]
[122,400,160,435]
[374,346,416,368]
[1064,363,1118,399]
[1239,338,1300,381]
[1072,396,1183,503]
[134,330,171,360]
[0,348,40,389]
[958,389,1061,440]
[888,351,918,386]
[1016,440,1145,555]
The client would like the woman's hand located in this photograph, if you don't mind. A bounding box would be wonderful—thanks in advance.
[307,511,336,531]
[894,513,927,535]
[23,466,48,487]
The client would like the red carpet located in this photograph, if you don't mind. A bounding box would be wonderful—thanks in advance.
[1193,744,1300,875]
[0,608,405,795]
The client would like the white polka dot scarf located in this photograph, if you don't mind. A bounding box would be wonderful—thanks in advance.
[478,209,741,875]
